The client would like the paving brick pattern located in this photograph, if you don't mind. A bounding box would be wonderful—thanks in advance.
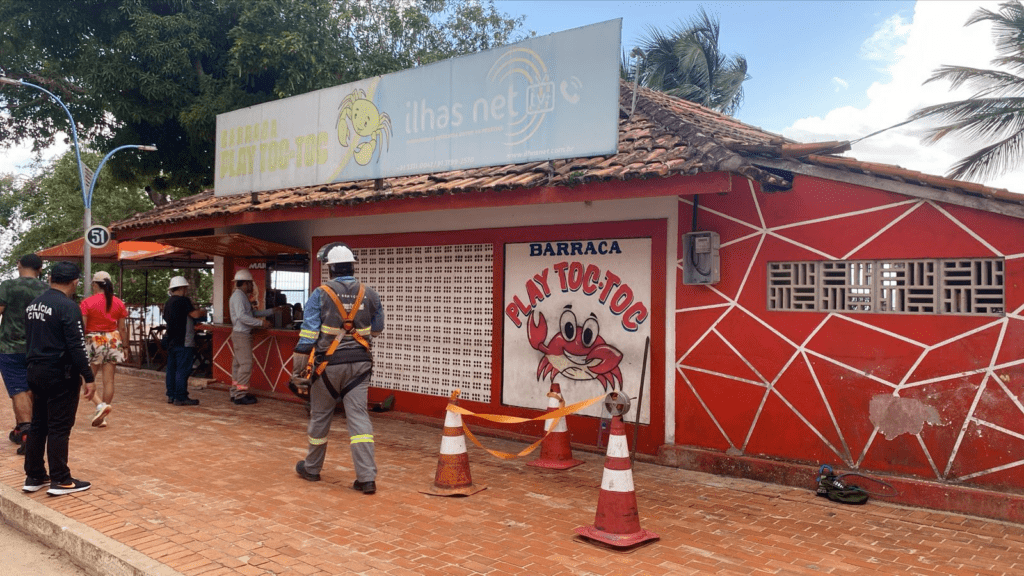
[2,374,1023,575]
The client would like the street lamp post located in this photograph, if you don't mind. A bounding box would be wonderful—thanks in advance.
[83,144,157,295]
[0,76,157,295]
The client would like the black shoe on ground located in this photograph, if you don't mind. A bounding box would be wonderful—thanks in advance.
[173,398,200,406]
[167,397,174,404]
[23,475,49,492]
[232,395,257,405]
[47,478,91,496]
[353,480,376,494]
[295,460,320,482]
[8,427,19,444]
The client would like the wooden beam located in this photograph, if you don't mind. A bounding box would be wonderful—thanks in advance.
[753,158,1024,221]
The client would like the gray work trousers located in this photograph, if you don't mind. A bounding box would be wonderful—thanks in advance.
[302,360,376,482]
[230,331,253,399]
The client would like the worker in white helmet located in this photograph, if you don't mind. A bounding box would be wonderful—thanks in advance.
[291,242,384,494]
[163,276,207,406]
[228,268,274,405]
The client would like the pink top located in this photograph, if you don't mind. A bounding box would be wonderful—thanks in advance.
[80,294,128,333]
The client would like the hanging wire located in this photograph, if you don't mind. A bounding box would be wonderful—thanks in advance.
[848,118,919,146]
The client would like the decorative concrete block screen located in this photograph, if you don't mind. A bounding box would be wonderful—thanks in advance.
[768,258,1004,315]
[323,244,494,402]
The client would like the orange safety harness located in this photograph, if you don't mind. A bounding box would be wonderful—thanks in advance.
[304,282,369,378]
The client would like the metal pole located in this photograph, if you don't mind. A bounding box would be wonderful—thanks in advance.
[631,336,650,465]
[0,77,156,295]
[0,77,89,292]
[83,144,157,292]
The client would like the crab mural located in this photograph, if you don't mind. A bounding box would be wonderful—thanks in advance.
[528,306,624,390]
[337,88,392,166]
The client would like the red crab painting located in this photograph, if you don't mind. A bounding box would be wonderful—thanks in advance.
[528,306,624,390]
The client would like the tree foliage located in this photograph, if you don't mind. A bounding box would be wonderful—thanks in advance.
[0,0,527,193]
[627,8,748,115]
[0,148,206,306]
[0,0,526,302]
[908,0,1024,182]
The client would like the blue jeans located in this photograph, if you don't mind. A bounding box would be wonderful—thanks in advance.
[165,346,195,401]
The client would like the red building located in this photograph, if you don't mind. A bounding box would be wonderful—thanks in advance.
[113,83,1024,521]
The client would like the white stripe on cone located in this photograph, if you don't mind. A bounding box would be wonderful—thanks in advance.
[600,468,636,493]
[444,410,462,428]
[545,415,568,433]
[607,434,630,458]
[440,434,468,455]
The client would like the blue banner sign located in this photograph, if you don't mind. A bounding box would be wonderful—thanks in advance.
[215,20,621,196]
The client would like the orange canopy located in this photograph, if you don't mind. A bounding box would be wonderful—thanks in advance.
[153,234,305,259]
[36,238,210,268]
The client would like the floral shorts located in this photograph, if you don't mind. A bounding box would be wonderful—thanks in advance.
[85,331,126,364]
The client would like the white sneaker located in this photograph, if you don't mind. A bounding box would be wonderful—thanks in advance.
[92,403,112,427]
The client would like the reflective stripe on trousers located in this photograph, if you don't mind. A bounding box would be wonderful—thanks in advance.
[300,361,376,482]
[350,434,373,444]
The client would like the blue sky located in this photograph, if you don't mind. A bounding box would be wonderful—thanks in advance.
[496,1,1024,192]
[498,0,915,133]
[499,1,909,131]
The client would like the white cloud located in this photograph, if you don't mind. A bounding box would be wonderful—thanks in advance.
[783,1,1024,193]
[832,77,849,92]
[0,126,68,177]
[859,14,912,62]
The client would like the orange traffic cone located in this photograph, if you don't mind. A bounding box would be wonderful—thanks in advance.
[421,394,486,497]
[527,383,583,470]
[574,414,659,548]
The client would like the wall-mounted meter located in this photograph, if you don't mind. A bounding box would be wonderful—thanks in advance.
[682,231,720,285]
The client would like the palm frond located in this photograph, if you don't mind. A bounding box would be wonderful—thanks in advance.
[909,1,1024,182]
[633,7,746,114]
[926,65,1024,97]
[946,124,1024,181]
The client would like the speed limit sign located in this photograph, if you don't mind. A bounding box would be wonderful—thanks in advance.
[86,225,111,248]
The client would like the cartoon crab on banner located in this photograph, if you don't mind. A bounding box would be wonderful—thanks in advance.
[528,306,624,390]
[337,88,392,166]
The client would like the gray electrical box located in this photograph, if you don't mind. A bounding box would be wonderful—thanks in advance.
[682,231,720,285]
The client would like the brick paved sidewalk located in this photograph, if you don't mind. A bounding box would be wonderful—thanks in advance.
[2,373,1023,576]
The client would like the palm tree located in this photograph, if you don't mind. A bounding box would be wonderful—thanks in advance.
[908,1,1024,182]
[630,8,749,115]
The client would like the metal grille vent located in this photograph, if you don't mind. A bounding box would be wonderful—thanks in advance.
[321,244,494,402]
[768,258,1003,315]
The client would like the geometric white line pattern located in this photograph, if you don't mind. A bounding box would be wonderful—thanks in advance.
[676,183,1024,489]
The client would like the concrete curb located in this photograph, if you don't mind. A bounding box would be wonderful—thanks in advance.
[0,483,185,576]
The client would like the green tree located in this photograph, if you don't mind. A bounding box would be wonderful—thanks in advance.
[0,0,526,193]
[629,8,748,115]
[0,148,212,306]
[908,1,1024,182]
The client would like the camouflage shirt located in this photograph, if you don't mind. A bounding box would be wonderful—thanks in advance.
[0,276,49,354]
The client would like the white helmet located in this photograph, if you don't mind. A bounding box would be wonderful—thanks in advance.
[318,242,357,265]
[168,276,189,295]
[233,269,254,282]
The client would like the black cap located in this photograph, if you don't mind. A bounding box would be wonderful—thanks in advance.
[50,261,81,284]
[18,254,43,270]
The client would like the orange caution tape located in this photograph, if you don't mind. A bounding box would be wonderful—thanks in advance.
[445,390,607,460]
